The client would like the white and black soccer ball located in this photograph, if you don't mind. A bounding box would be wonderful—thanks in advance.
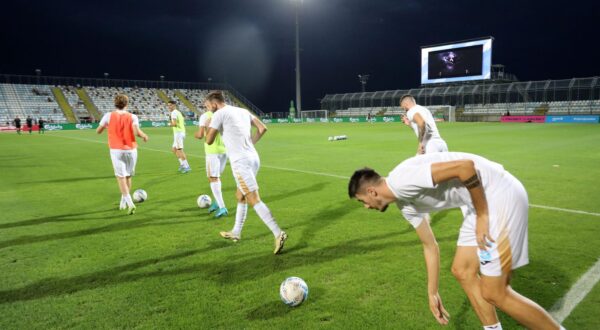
[132,189,147,203]
[197,194,212,208]
[279,277,308,307]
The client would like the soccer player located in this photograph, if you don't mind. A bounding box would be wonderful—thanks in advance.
[168,100,190,173]
[26,116,33,134]
[38,118,45,134]
[400,95,448,154]
[14,116,21,134]
[205,91,287,254]
[348,152,564,330]
[96,94,148,215]
[195,101,229,218]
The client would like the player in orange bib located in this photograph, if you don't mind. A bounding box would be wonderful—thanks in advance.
[96,94,149,215]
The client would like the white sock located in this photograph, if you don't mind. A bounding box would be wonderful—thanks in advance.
[178,158,184,165]
[483,323,502,330]
[232,203,248,236]
[182,159,189,168]
[560,326,566,330]
[253,201,281,237]
[119,196,126,209]
[210,181,225,208]
[124,194,135,207]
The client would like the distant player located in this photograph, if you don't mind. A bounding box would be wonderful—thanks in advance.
[26,116,33,134]
[205,91,287,254]
[195,101,229,218]
[400,95,448,154]
[14,116,21,134]
[168,100,190,173]
[96,94,149,215]
[348,152,564,330]
[38,118,45,134]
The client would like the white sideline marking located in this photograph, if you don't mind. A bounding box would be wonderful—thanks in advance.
[50,134,600,217]
[550,258,600,323]
[48,133,600,321]
[529,204,600,217]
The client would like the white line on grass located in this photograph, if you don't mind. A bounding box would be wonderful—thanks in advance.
[550,258,600,323]
[48,132,600,322]
[50,134,600,217]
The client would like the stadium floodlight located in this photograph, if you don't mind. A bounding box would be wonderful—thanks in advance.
[358,74,370,93]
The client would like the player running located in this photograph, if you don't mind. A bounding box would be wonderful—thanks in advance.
[14,116,21,134]
[195,101,229,218]
[168,100,191,173]
[400,95,448,154]
[205,91,287,254]
[348,152,564,330]
[96,94,148,215]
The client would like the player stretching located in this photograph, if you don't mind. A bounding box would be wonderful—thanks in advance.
[96,94,148,215]
[400,95,448,154]
[168,100,190,173]
[195,100,229,218]
[205,91,287,254]
[348,152,565,330]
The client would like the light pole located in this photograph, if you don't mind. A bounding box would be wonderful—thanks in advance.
[358,74,370,93]
[35,69,41,85]
[293,0,302,117]
[103,72,109,87]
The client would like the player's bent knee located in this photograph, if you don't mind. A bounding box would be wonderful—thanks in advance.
[451,265,474,282]
[480,282,508,307]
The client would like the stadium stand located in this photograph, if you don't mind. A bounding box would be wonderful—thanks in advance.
[0,74,263,125]
[322,77,600,121]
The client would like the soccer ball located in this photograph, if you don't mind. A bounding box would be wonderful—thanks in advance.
[132,189,147,202]
[197,194,212,208]
[279,277,308,307]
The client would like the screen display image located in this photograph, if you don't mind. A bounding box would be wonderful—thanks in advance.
[421,38,492,84]
[428,45,483,79]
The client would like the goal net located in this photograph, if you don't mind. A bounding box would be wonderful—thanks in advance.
[428,105,455,122]
[300,110,328,122]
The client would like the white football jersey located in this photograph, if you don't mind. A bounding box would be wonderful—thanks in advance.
[406,104,442,141]
[209,105,258,162]
[385,152,507,228]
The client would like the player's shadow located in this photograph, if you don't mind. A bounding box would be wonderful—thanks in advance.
[0,233,455,304]
[265,182,329,204]
[0,216,199,250]
[17,175,115,185]
[245,286,325,321]
[0,208,117,229]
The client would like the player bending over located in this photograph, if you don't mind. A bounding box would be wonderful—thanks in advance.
[400,95,448,154]
[348,152,564,330]
[97,94,148,215]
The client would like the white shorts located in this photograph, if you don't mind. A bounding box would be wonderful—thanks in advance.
[231,156,260,195]
[425,138,448,153]
[206,153,228,178]
[172,132,185,149]
[110,149,138,177]
[457,173,529,277]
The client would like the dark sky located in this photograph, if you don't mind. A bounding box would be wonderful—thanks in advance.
[1,0,598,113]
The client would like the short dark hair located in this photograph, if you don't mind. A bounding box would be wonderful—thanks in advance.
[400,94,414,104]
[205,90,225,103]
[348,167,381,198]
[168,100,177,105]
[114,94,129,110]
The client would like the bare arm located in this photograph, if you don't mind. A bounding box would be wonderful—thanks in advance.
[96,125,105,134]
[431,160,492,250]
[195,126,206,139]
[415,218,450,325]
[413,112,426,154]
[251,116,267,144]
[205,127,218,145]
[134,126,148,142]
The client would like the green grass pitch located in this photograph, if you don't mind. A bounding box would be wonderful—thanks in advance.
[1,122,599,329]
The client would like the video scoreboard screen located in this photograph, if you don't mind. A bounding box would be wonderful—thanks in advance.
[421,37,492,84]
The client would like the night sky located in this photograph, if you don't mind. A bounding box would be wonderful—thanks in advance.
[1,0,598,112]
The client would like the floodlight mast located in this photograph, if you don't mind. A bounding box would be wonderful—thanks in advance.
[293,0,302,117]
